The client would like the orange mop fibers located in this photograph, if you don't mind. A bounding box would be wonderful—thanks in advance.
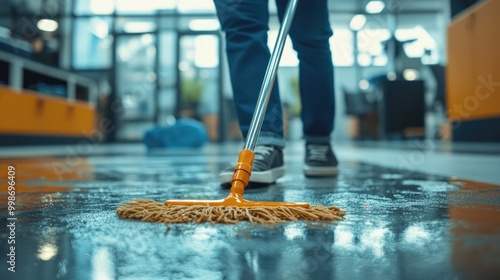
[116,150,346,225]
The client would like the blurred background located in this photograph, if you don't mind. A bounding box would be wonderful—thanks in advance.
[1,0,498,146]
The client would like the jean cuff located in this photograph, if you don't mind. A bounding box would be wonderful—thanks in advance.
[256,132,286,148]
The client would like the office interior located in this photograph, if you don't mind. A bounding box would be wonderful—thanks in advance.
[1,0,500,279]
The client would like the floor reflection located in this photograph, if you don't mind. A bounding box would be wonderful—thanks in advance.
[448,180,500,279]
[0,148,499,279]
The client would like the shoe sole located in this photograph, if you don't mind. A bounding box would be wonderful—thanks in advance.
[219,166,286,185]
[303,165,338,177]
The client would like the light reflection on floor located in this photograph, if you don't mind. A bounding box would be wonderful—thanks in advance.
[0,144,499,280]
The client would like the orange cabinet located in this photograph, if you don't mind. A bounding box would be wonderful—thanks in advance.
[447,0,500,121]
[0,87,95,137]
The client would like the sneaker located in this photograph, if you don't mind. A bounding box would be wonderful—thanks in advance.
[303,142,338,177]
[219,145,285,185]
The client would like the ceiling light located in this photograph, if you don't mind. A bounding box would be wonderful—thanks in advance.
[366,1,385,14]
[404,69,418,81]
[359,79,370,90]
[349,14,366,31]
[37,19,58,32]
[387,72,397,81]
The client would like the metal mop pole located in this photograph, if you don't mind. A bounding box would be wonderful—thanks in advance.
[243,0,300,151]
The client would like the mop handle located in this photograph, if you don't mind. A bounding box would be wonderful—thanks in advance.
[243,0,300,151]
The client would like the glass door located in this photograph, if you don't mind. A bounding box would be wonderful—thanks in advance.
[114,33,158,141]
[176,32,223,142]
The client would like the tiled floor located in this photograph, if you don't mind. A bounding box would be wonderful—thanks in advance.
[1,142,500,279]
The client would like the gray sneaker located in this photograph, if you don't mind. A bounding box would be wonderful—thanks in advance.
[303,142,338,177]
[219,145,285,185]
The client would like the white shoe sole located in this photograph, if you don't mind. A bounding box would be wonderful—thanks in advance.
[219,166,286,184]
[303,165,338,177]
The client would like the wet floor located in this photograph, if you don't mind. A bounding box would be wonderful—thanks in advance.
[1,144,500,280]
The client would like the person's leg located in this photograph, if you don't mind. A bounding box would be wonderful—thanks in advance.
[214,0,286,184]
[276,0,337,176]
[275,0,335,140]
[214,0,285,148]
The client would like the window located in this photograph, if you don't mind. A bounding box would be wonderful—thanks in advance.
[267,30,299,67]
[75,0,115,15]
[73,17,113,69]
[115,18,157,33]
[116,0,176,15]
[331,29,354,67]
[357,28,390,66]
[395,26,438,64]
[177,0,216,14]
[75,0,191,15]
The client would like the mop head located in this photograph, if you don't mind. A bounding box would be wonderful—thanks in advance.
[116,199,346,225]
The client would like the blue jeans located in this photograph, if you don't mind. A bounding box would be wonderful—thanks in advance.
[214,0,335,147]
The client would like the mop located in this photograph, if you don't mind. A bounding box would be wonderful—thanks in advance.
[116,0,346,224]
